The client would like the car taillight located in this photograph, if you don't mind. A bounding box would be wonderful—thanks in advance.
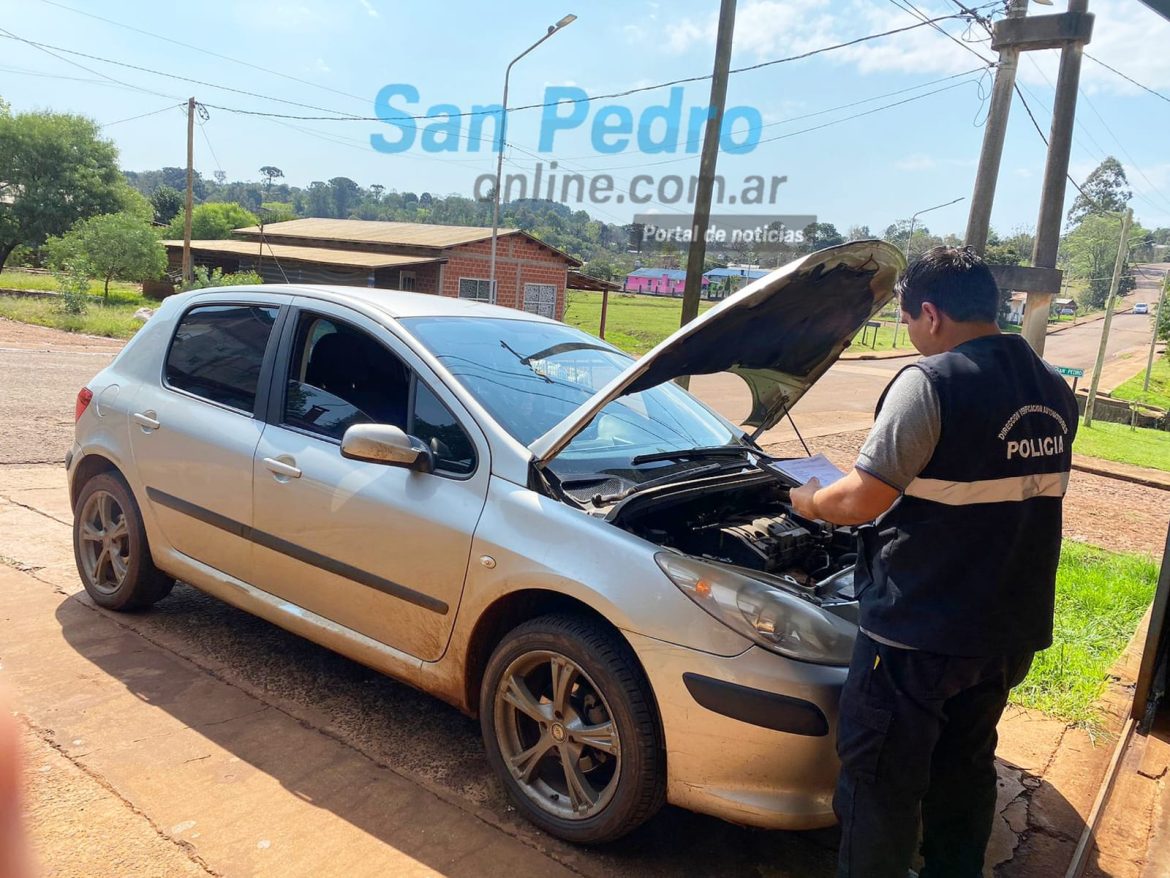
[75,387,93,422]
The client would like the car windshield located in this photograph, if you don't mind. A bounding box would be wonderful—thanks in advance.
[403,316,742,481]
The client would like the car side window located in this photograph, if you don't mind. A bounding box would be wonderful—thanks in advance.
[411,382,476,475]
[165,304,279,413]
[283,314,411,441]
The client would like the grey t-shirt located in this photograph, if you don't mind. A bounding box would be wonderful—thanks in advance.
[855,366,941,491]
[853,366,941,650]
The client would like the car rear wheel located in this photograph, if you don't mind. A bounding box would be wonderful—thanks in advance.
[480,613,665,844]
[73,472,174,611]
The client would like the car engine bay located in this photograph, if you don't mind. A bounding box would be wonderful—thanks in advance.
[596,471,860,608]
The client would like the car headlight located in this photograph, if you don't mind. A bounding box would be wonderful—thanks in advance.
[656,552,855,666]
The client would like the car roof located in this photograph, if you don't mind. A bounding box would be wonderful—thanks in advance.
[203,283,559,323]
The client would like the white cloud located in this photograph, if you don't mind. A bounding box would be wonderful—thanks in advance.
[358,0,379,18]
[896,153,938,171]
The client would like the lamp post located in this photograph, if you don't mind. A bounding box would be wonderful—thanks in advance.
[488,14,576,303]
[892,196,965,347]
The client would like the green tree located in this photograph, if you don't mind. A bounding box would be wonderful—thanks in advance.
[150,185,183,224]
[0,111,127,273]
[1061,213,1144,308]
[165,202,258,240]
[803,222,845,250]
[1067,157,1132,224]
[44,211,167,297]
[329,177,360,217]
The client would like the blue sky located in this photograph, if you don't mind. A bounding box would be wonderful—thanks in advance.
[2,0,1169,236]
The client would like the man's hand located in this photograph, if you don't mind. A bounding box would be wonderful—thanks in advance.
[789,477,822,520]
[789,468,901,526]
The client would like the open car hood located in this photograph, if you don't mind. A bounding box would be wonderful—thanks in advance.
[529,240,905,466]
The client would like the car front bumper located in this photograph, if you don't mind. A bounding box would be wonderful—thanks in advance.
[624,629,846,831]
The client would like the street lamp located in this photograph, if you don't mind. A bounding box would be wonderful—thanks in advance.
[488,14,577,302]
[892,195,965,347]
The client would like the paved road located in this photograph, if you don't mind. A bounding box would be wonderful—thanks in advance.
[690,267,1163,445]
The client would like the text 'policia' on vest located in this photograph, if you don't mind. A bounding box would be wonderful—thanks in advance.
[855,333,1079,656]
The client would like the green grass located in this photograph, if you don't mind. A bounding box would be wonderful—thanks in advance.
[565,289,914,355]
[0,269,141,298]
[1012,542,1158,726]
[0,295,142,339]
[847,321,914,352]
[1112,355,1170,413]
[564,290,716,355]
[1073,419,1170,473]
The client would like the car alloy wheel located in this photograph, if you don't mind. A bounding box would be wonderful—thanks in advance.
[493,649,622,821]
[77,488,132,596]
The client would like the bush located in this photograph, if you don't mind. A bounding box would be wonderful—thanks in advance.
[182,266,263,291]
[54,264,90,315]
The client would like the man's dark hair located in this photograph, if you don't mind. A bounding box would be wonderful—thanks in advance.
[896,246,999,323]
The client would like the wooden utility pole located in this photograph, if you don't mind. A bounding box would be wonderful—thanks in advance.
[1083,207,1132,427]
[182,96,195,286]
[964,0,1028,254]
[962,1,1094,356]
[676,0,736,389]
[1022,0,1092,355]
[1143,269,1169,392]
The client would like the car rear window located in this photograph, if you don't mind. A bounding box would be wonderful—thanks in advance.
[165,304,279,413]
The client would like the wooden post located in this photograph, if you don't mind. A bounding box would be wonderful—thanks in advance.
[182,97,195,286]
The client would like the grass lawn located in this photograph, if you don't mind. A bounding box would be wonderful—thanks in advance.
[1073,419,1170,473]
[1012,542,1158,726]
[1112,355,1170,412]
[0,295,143,339]
[564,290,715,356]
[0,269,141,298]
[564,289,915,355]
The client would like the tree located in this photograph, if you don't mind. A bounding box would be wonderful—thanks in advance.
[802,222,845,250]
[369,183,385,202]
[0,111,127,273]
[1067,157,1132,224]
[1061,213,1143,308]
[164,202,258,240]
[847,224,872,240]
[329,177,360,217]
[260,166,284,191]
[44,211,167,297]
[151,185,183,224]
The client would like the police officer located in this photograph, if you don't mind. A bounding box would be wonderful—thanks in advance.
[790,246,1078,878]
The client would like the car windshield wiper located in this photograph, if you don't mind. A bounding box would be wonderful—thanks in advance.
[630,445,754,466]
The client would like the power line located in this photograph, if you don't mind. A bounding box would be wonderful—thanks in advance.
[0,31,366,118]
[101,103,186,127]
[886,0,997,66]
[38,0,370,105]
[4,15,971,124]
[0,25,179,101]
[1084,53,1170,105]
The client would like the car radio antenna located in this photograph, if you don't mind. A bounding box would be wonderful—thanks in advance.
[748,394,811,456]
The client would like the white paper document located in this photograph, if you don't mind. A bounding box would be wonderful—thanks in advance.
[768,453,846,487]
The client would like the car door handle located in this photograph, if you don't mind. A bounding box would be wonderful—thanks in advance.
[132,411,160,431]
[262,457,302,479]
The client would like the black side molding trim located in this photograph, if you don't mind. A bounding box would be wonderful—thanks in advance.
[682,672,829,737]
[146,487,449,615]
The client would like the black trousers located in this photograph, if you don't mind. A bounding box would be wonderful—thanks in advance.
[834,632,1033,878]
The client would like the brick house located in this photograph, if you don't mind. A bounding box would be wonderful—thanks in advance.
[163,218,581,320]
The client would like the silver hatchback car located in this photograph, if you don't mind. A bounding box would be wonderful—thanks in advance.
[68,241,903,843]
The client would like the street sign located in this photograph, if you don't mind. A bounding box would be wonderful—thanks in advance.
[1054,365,1084,378]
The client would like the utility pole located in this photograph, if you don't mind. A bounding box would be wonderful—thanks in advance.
[182,96,195,287]
[965,0,1029,254]
[1143,268,1169,392]
[1084,207,1132,428]
[1022,0,1092,355]
[676,0,736,390]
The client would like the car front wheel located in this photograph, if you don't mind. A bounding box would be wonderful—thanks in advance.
[73,472,174,611]
[480,613,665,844]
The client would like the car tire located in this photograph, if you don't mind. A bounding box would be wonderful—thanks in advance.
[480,613,665,844]
[73,472,174,611]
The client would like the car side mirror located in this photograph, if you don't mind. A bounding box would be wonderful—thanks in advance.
[340,424,434,473]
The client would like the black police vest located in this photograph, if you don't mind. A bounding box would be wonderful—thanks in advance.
[856,334,1079,656]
